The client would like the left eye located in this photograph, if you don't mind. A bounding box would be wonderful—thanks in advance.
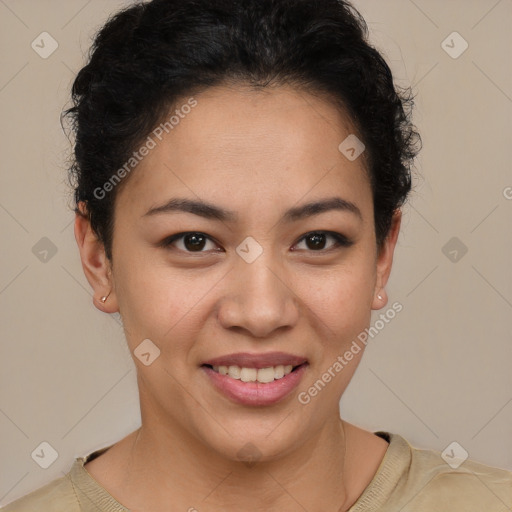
[293,231,353,252]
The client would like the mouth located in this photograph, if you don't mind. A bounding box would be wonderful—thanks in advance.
[200,362,309,406]
[201,362,307,384]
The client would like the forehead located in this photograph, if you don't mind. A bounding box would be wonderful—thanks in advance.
[115,84,372,220]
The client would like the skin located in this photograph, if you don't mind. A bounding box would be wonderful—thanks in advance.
[75,83,401,512]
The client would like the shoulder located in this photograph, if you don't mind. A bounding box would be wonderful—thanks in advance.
[1,444,127,512]
[393,433,512,511]
[0,474,80,512]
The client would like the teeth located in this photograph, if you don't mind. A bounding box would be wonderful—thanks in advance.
[212,364,296,383]
[240,367,257,382]
[228,366,241,379]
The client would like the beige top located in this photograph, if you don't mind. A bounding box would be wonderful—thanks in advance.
[2,432,511,511]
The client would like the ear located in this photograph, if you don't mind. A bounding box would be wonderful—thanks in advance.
[371,209,402,310]
[74,201,118,313]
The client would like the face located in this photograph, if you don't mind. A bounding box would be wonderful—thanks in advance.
[75,84,400,462]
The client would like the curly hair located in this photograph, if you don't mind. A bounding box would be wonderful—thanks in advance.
[64,0,421,262]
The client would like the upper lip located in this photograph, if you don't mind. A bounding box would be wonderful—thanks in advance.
[202,352,308,369]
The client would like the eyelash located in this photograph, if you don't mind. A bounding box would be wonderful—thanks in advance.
[159,231,354,254]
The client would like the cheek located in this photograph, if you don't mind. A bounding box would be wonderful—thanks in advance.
[296,257,375,332]
[294,264,375,393]
[113,251,219,349]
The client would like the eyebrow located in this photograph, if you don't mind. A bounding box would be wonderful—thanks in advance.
[142,196,362,222]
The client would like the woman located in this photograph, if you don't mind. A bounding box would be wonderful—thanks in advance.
[4,0,511,510]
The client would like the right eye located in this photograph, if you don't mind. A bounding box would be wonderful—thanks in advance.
[159,232,222,253]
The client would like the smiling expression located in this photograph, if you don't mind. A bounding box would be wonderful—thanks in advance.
[78,82,399,461]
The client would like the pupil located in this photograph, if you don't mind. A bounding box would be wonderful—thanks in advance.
[307,233,326,250]
[185,233,206,251]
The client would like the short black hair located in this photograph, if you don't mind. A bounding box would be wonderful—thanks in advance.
[64,0,421,261]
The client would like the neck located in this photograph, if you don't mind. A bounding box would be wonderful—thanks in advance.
[116,414,355,512]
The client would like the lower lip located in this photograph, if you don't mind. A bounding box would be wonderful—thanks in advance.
[201,364,308,406]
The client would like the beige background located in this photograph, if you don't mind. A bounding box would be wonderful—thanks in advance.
[1,0,511,506]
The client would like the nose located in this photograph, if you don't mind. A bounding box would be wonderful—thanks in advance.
[217,251,300,338]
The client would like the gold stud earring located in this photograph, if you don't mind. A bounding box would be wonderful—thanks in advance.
[100,291,111,303]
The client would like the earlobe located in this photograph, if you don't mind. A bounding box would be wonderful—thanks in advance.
[74,202,118,313]
[371,209,402,310]
[372,289,388,310]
